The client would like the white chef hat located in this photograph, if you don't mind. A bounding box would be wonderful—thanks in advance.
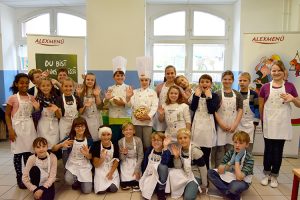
[112,56,127,74]
[136,56,153,79]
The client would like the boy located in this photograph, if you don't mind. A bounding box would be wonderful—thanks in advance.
[28,69,43,97]
[208,131,254,200]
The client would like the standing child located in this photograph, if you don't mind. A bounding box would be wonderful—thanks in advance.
[158,85,191,143]
[208,131,254,200]
[153,65,176,132]
[28,69,43,97]
[52,117,93,194]
[238,72,260,152]
[127,56,158,148]
[212,70,243,168]
[140,132,172,200]
[36,77,61,149]
[5,73,39,189]
[76,73,103,141]
[174,75,193,103]
[190,74,220,169]
[104,56,132,145]
[57,77,84,141]
[167,128,208,200]
[92,126,120,194]
[259,60,300,188]
[118,122,144,191]
[22,137,57,200]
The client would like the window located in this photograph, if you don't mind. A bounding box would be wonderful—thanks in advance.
[149,9,228,84]
[18,10,86,71]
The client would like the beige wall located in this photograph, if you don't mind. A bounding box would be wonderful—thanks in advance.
[87,0,145,70]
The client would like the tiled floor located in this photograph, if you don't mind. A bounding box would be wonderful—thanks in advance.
[0,140,299,200]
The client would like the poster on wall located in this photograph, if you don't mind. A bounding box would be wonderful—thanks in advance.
[27,34,85,83]
[243,32,300,157]
[35,53,78,82]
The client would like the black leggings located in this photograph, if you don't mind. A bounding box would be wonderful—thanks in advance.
[200,147,211,170]
[13,152,32,179]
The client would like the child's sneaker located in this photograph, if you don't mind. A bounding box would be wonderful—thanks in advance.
[260,175,270,186]
[71,181,81,190]
[121,185,131,190]
[270,176,278,188]
[132,185,140,192]
[157,189,166,200]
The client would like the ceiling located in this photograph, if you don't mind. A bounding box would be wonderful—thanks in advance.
[0,0,237,8]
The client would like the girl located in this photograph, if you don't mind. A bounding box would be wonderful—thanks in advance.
[167,128,208,200]
[212,70,243,168]
[174,75,193,103]
[153,65,176,132]
[158,85,191,143]
[259,60,300,188]
[238,72,260,152]
[5,73,39,189]
[190,74,220,169]
[104,69,132,145]
[52,117,93,194]
[22,137,57,200]
[140,132,172,200]
[92,126,120,194]
[118,122,144,190]
[76,73,103,141]
[36,77,61,149]
[126,73,158,148]
[57,77,84,141]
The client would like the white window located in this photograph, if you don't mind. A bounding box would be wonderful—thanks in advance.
[22,13,50,37]
[57,13,86,36]
[149,9,228,85]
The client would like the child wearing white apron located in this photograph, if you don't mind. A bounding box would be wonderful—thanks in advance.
[140,132,172,200]
[6,73,39,189]
[22,137,57,200]
[166,128,207,200]
[118,122,144,190]
[190,74,220,169]
[92,126,120,194]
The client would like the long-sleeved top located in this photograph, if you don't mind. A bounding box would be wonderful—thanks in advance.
[142,147,173,172]
[22,152,57,192]
[173,144,206,179]
[56,136,93,157]
[221,149,254,177]
[118,136,144,173]
[240,90,260,124]
[190,92,220,114]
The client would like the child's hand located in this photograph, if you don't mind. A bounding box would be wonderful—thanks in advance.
[157,105,165,116]
[80,144,90,157]
[34,189,43,199]
[280,93,295,103]
[76,84,83,96]
[100,149,107,159]
[93,86,101,97]
[31,98,40,110]
[41,70,49,78]
[171,144,180,159]
[133,171,141,180]
[235,149,245,163]
[62,139,74,148]
[126,86,134,98]
[228,123,237,133]
[163,136,171,149]
[217,165,225,174]
[105,89,114,100]
[136,114,150,121]
[9,129,17,142]
[47,104,59,112]
[194,87,202,97]
[84,99,93,107]
[120,147,128,155]
[204,88,212,98]
[113,97,125,106]
[106,171,113,180]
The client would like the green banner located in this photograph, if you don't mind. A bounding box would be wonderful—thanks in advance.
[35,53,78,82]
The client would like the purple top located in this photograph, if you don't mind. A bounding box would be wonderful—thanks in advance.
[260,81,298,102]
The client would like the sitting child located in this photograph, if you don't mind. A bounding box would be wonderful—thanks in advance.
[208,131,254,200]
[22,137,57,200]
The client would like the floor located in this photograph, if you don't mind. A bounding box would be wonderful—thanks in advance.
[0,140,299,200]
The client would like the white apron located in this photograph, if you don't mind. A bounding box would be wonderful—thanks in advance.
[94,142,120,193]
[216,89,237,146]
[214,151,252,183]
[237,90,255,143]
[263,81,292,140]
[37,106,59,148]
[82,96,102,141]
[35,152,51,186]
[153,83,169,131]
[120,138,137,182]
[59,94,78,140]
[65,138,93,182]
[11,93,37,154]
[139,149,164,199]
[165,104,187,142]
[192,96,217,147]
[166,144,201,199]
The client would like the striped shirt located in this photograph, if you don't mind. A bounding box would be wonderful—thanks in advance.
[221,149,254,176]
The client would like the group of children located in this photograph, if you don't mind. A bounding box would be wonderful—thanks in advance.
[4,56,300,200]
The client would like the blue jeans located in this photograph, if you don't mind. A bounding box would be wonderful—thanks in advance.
[207,169,249,200]
[183,177,201,200]
[157,164,168,191]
